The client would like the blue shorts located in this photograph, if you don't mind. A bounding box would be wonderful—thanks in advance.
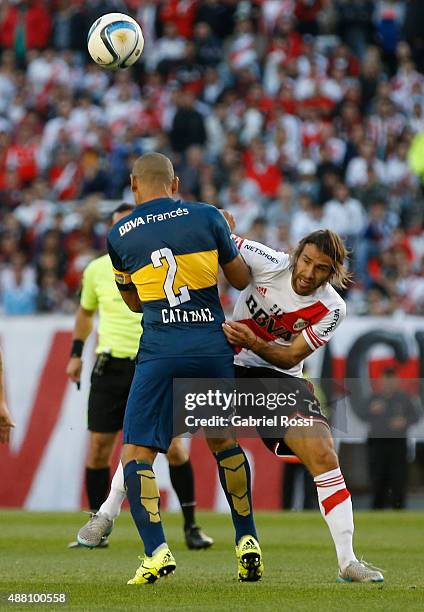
[123,355,234,452]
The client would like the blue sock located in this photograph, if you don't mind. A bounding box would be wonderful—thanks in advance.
[215,446,258,543]
[124,460,166,556]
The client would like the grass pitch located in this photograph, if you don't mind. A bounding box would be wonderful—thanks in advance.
[0,510,422,611]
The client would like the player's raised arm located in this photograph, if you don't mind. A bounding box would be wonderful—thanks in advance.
[221,256,251,290]
[212,207,251,289]
[0,349,15,444]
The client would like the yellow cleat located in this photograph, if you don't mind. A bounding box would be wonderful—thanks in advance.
[127,547,176,585]
[236,535,264,582]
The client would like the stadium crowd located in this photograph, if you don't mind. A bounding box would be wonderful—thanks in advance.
[1,0,424,316]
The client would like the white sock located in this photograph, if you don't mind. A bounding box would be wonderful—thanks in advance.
[314,467,357,571]
[98,462,126,520]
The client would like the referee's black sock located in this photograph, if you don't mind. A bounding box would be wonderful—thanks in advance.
[169,460,196,530]
[85,467,110,512]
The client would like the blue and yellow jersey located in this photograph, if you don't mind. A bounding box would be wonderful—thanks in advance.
[107,197,238,361]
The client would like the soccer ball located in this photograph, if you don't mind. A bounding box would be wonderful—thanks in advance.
[87,13,144,70]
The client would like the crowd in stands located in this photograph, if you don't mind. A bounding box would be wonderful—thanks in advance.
[1,0,424,316]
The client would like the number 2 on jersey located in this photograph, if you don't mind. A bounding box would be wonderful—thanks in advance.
[151,248,191,307]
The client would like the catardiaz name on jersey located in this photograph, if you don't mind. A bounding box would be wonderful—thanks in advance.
[161,307,215,323]
[119,207,189,236]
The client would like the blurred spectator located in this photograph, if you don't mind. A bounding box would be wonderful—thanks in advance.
[0,0,51,67]
[227,17,262,75]
[0,251,37,315]
[220,163,262,234]
[374,1,405,74]
[290,194,327,243]
[323,182,366,246]
[170,90,206,152]
[51,0,86,53]
[266,184,294,227]
[243,140,282,198]
[335,0,374,59]
[37,270,68,312]
[195,0,235,39]
[363,367,422,509]
[177,145,204,199]
[149,21,186,75]
[295,0,324,36]
[193,22,223,67]
[295,159,319,200]
[345,140,386,188]
[355,198,398,287]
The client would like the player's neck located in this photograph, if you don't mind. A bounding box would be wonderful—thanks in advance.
[136,192,174,205]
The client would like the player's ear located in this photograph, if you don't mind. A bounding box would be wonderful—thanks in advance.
[171,175,179,195]
[130,174,137,193]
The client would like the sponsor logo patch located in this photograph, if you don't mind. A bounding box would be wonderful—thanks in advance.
[321,309,340,336]
[114,273,126,284]
[293,318,308,332]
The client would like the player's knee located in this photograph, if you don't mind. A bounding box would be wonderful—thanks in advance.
[166,439,188,466]
[122,443,157,467]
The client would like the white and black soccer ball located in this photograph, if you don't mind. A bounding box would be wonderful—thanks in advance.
[87,13,144,70]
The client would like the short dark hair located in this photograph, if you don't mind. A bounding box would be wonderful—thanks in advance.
[112,202,135,216]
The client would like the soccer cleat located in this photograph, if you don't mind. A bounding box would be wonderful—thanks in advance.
[77,512,114,548]
[337,559,384,583]
[127,547,176,585]
[185,525,214,550]
[236,535,264,582]
[68,537,109,549]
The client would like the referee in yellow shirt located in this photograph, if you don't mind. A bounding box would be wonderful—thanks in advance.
[66,203,212,550]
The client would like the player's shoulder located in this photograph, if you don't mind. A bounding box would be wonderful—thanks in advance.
[319,283,346,318]
[236,236,290,272]
[185,200,222,220]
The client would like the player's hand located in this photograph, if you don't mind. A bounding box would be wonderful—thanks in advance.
[66,357,82,383]
[221,210,236,232]
[0,400,15,444]
[222,320,259,350]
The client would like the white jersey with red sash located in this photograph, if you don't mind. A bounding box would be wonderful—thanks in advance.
[231,235,346,377]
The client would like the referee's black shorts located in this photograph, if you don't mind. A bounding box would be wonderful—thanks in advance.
[88,354,136,433]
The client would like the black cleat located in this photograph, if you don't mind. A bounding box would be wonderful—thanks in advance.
[185,525,214,550]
